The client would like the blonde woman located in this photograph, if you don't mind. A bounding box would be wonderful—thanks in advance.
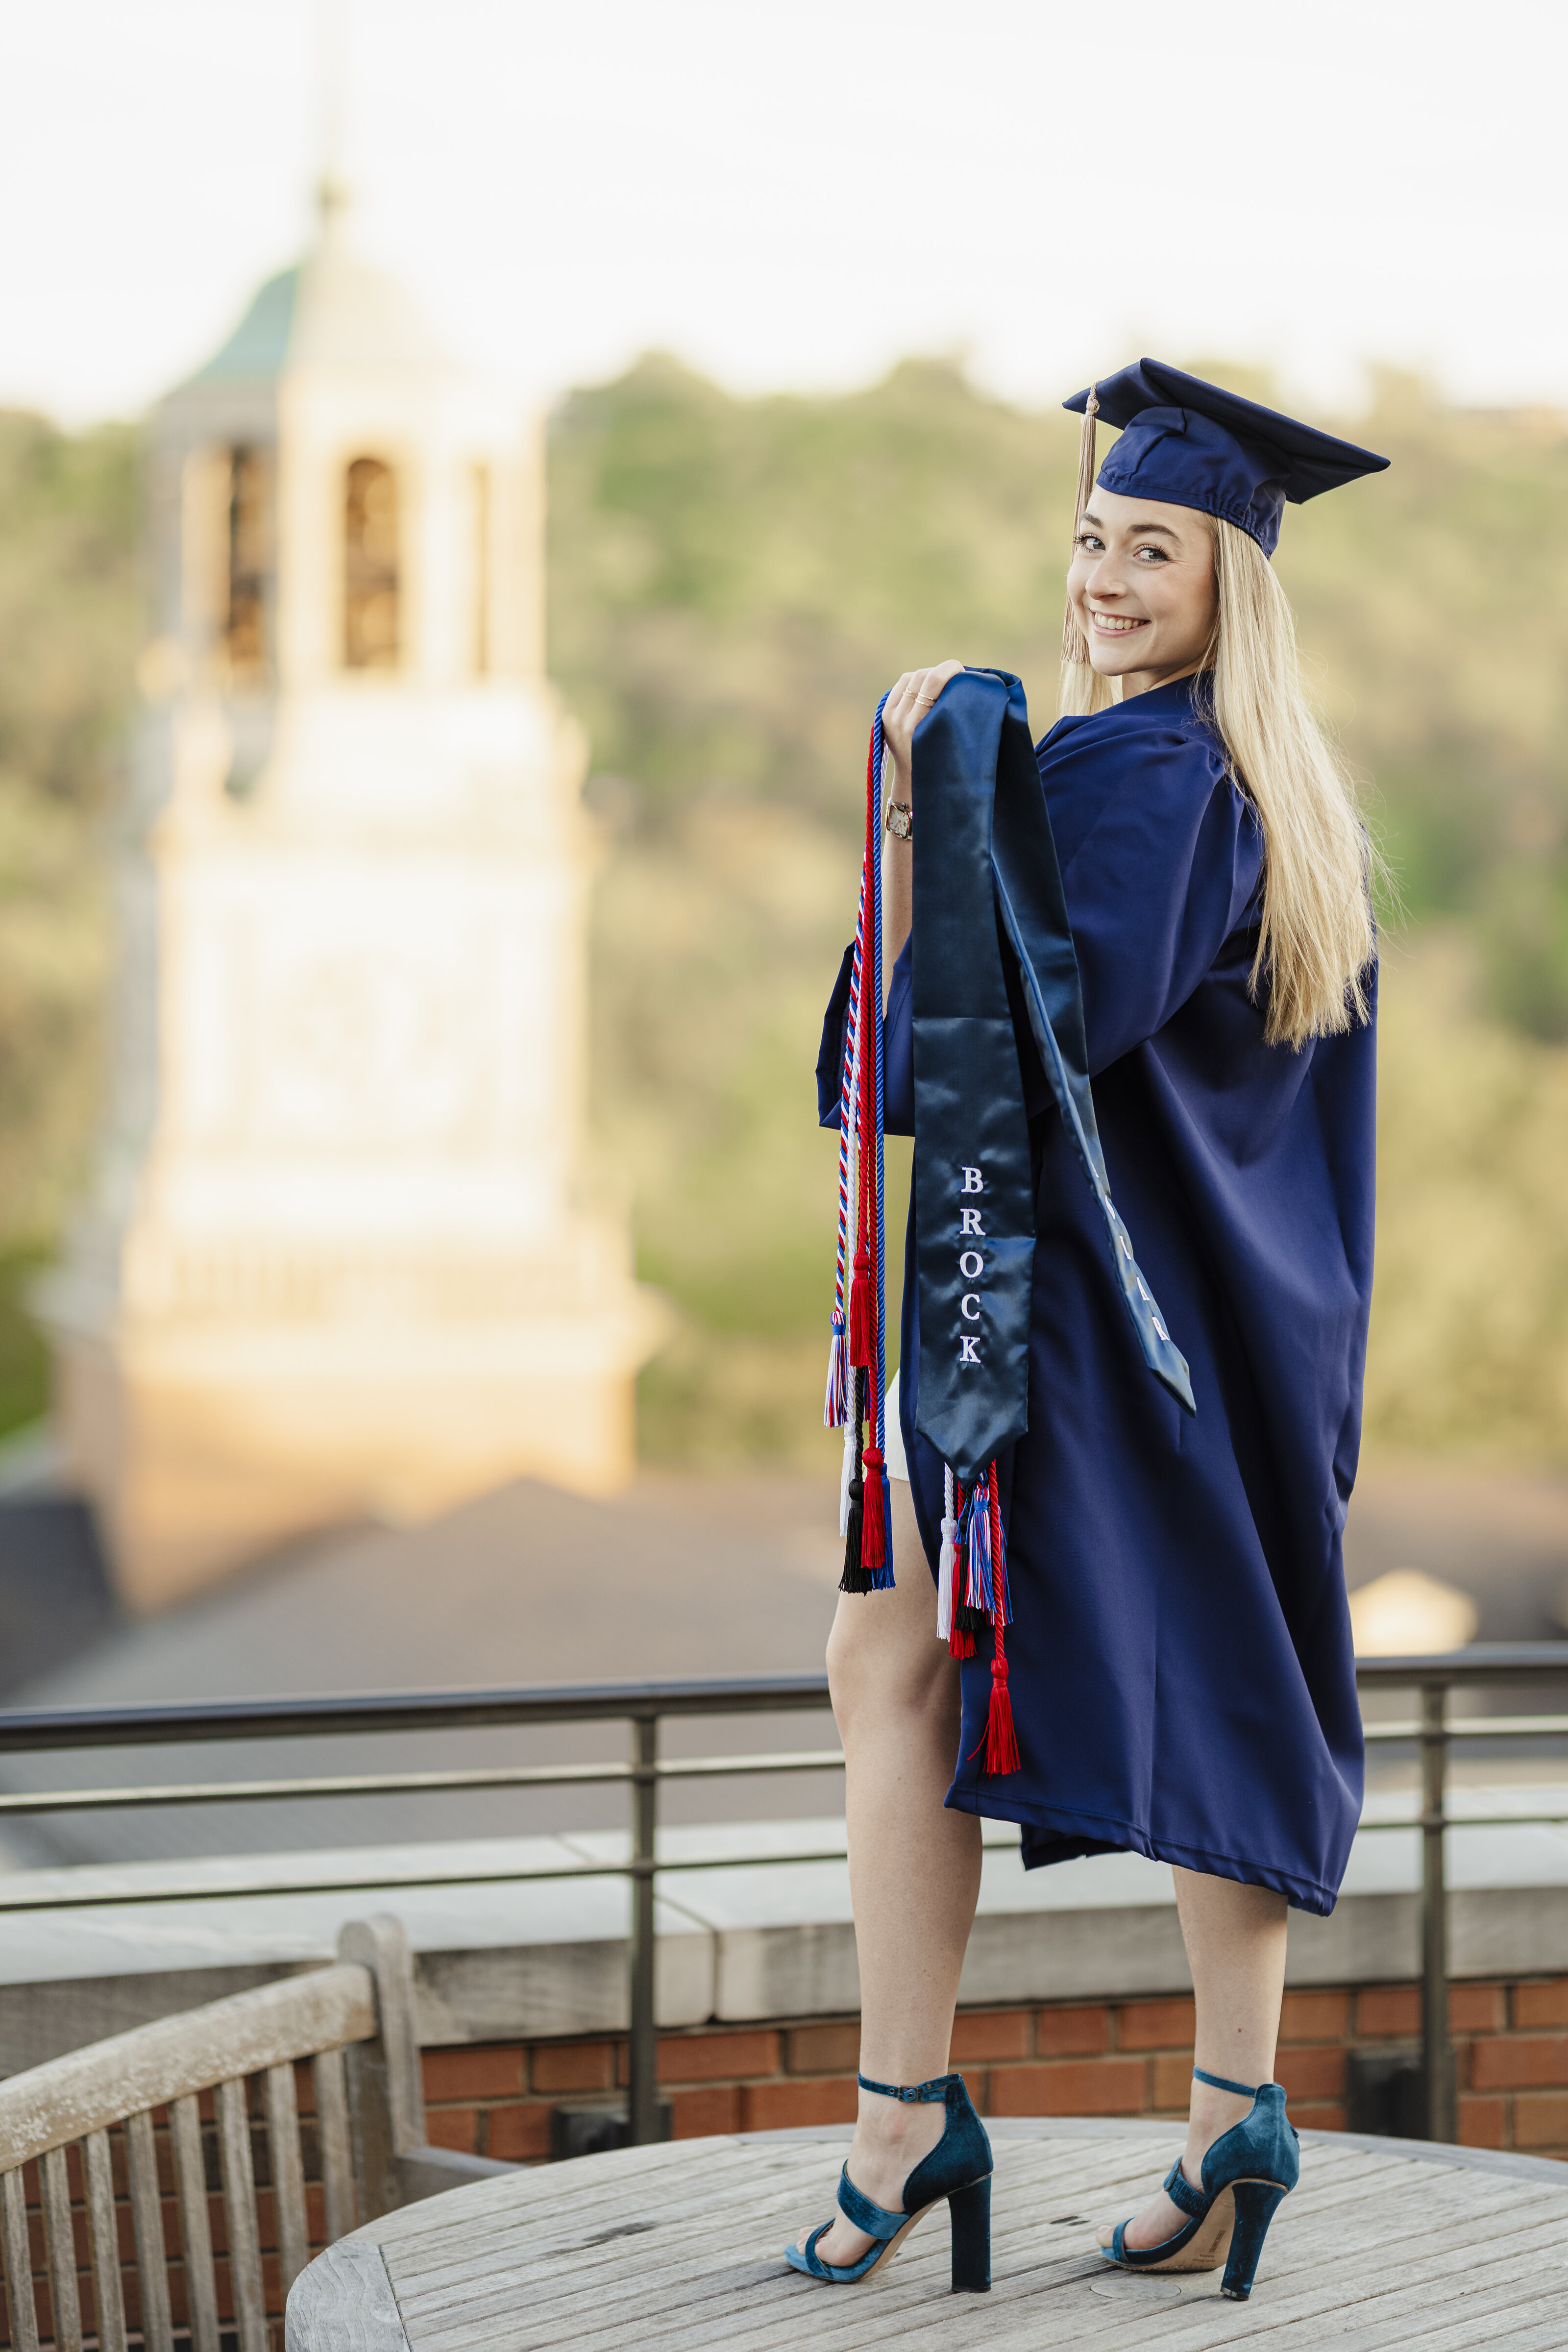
[791,364,1386,2302]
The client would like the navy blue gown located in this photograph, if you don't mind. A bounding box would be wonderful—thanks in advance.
[882,673,1373,1915]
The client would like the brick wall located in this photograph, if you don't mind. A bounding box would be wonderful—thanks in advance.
[419,1974,1568,2162]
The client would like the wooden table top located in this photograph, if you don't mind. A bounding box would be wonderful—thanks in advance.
[285,2118,1568,2352]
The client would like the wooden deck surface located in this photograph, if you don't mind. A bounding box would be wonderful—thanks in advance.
[286,2118,1568,2352]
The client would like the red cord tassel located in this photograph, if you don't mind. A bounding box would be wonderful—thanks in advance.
[847,1248,873,1368]
[948,1620,976,1660]
[982,1624,1021,1777]
[859,1445,885,1569]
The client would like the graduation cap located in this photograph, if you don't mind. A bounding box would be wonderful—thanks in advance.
[1063,359,1389,557]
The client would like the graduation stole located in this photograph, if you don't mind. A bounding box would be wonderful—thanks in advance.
[825,668,1195,1774]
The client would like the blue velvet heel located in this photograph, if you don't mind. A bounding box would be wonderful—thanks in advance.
[784,2071,992,2290]
[1100,2066,1298,2303]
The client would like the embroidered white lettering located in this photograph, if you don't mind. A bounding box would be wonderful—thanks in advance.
[959,1250,984,1280]
[959,1293,981,1321]
[959,1336,980,1363]
[960,1207,985,1236]
[961,1166,984,1194]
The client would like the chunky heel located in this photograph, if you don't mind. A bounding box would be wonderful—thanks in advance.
[1220,2179,1287,2301]
[947,2175,991,2293]
[785,2070,993,2286]
[1098,2067,1298,2297]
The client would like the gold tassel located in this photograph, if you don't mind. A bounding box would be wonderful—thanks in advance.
[1060,384,1100,662]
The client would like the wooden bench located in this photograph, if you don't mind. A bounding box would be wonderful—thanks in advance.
[0,1914,513,2352]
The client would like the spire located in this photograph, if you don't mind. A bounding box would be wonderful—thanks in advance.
[314,0,352,238]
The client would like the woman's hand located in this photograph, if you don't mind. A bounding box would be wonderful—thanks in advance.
[881,662,965,794]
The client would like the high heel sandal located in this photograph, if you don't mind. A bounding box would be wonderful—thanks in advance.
[1100,2065,1299,2303]
[784,2070,992,2290]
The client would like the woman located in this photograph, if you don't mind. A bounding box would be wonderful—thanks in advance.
[790,361,1386,2302]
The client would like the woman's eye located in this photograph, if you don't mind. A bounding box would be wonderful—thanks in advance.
[1134,545,1169,562]
[1074,533,1104,552]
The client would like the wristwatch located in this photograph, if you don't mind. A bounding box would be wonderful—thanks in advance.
[884,801,913,841]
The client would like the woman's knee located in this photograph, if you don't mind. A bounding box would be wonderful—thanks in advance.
[826,1592,956,1736]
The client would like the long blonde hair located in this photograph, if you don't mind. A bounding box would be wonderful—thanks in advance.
[1058,516,1376,1050]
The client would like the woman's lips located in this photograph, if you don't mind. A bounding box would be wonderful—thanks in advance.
[1089,612,1149,634]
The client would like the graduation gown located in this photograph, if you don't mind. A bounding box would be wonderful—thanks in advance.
[881,673,1373,1915]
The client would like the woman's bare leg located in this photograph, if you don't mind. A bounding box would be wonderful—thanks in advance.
[1099,1867,1288,2251]
[794,1476,983,2265]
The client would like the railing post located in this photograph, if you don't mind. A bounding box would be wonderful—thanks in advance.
[1420,1680,1453,2143]
[627,1710,659,2146]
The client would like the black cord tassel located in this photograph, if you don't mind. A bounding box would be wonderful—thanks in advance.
[840,1369,874,1592]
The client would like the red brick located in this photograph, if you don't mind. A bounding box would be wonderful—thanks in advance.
[532,2041,614,2096]
[1450,1984,1505,2034]
[739,2078,858,2131]
[1514,1981,1568,2030]
[1357,1985,1419,2038]
[1470,2038,1568,2092]
[670,2085,743,2138]
[1035,2006,1110,2058]
[950,2010,1031,2063]
[1458,2096,1506,2149]
[422,2046,525,2103]
[486,2105,552,2162]
[1276,2048,1345,2101]
[1514,2094,1568,2151]
[650,2031,780,2086]
[786,2023,859,2075]
[423,2108,478,2154]
[1118,1999,1196,2051]
[1279,1990,1349,2043]
[1151,2054,1195,2111]
[989,2059,1145,2117]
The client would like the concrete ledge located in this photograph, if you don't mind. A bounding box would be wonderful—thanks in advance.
[0,1802,1564,2073]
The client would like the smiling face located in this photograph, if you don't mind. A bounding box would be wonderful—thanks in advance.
[1067,489,1219,697]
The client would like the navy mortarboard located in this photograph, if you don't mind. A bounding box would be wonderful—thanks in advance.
[1064,358,1390,557]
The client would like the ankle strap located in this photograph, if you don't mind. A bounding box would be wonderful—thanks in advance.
[857,2071,953,2103]
[1193,2065,1258,2098]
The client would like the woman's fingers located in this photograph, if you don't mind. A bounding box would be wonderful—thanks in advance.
[882,662,966,778]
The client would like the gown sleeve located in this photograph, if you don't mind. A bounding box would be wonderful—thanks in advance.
[1051,730,1265,1076]
[883,937,914,1135]
[818,937,918,1135]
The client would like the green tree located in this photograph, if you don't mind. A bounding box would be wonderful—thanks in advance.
[0,412,140,1431]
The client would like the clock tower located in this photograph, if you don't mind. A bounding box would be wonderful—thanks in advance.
[40,193,661,1609]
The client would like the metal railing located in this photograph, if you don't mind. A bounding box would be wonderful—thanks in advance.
[1356,1644,1568,2143]
[0,1647,1561,2148]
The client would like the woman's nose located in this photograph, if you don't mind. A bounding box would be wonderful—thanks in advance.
[1086,558,1125,600]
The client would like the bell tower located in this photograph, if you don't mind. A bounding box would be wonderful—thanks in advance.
[40,194,661,1609]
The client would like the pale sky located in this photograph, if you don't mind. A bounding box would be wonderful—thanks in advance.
[2,0,1564,426]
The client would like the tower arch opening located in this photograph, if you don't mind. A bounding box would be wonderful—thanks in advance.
[343,455,400,670]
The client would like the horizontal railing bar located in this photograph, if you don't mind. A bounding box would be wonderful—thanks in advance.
[1364,1715,1568,1742]
[1353,1646,1568,1687]
[0,1804,1560,1911]
[0,1847,860,1912]
[0,1675,839,1755]
[0,1650,1558,1759]
[1356,1813,1568,1831]
[0,1750,848,1816]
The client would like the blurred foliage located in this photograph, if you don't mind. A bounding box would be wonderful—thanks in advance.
[6,361,1568,1469]
[0,411,137,1429]
[1366,929,1568,1457]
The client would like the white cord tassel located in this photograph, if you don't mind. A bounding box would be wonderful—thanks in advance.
[937,1463,958,1641]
